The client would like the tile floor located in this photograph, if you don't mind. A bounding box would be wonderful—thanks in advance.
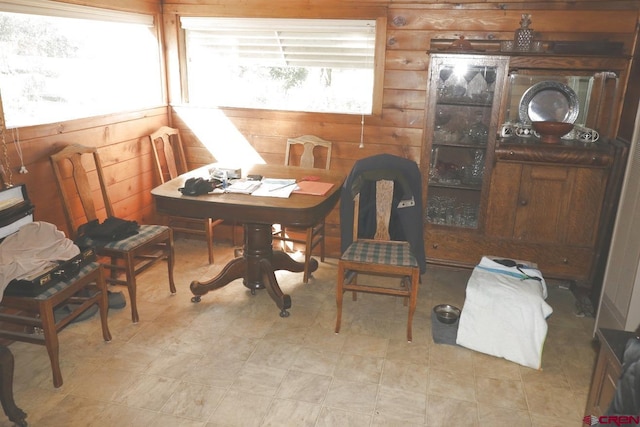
[3,237,598,426]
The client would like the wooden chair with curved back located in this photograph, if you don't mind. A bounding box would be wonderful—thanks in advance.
[335,154,424,342]
[273,135,332,283]
[149,126,223,264]
[50,144,175,323]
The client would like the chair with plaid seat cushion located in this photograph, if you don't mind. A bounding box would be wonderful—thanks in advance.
[336,179,422,342]
[0,262,111,388]
[50,144,175,323]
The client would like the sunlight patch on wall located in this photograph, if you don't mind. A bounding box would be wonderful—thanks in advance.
[175,107,265,169]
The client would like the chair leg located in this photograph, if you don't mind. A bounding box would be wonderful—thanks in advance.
[319,221,325,262]
[39,301,63,388]
[124,252,139,323]
[0,346,27,427]
[166,232,176,294]
[303,227,313,284]
[335,262,344,334]
[406,269,420,343]
[205,219,214,265]
[96,269,112,342]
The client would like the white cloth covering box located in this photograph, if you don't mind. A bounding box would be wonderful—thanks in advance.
[456,256,553,369]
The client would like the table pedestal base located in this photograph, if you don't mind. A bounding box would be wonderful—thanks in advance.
[190,223,318,317]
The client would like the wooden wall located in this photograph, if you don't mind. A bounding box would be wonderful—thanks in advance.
[2,0,639,260]
[162,0,640,256]
[1,0,168,239]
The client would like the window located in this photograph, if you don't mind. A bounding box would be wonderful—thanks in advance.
[181,17,378,115]
[0,1,162,127]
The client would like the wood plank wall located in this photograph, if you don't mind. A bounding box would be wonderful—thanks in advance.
[2,0,638,261]
[162,0,640,256]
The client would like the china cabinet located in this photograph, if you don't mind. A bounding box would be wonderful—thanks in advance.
[422,49,630,291]
[424,54,508,234]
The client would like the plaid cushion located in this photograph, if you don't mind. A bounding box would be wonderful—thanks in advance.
[341,240,418,267]
[35,262,100,300]
[80,224,169,251]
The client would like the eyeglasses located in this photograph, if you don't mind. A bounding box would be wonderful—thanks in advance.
[494,258,542,282]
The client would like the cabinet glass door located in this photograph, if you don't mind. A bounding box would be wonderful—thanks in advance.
[425,54,507,229]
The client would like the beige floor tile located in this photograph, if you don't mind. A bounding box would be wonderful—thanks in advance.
[91,404,188,427]
[290,346,341,376]
[276,369,332,404]
[182,354,246,388]
[426,394,479,427]
[2,238,600,427]
[523,381,584,419]
[472,352,523,380]
[477,404,531,426]
[208,390,273,426]
[375,385,428,424]
[323,379,378,413]
[341,333,389,358]
[231,363,288,397]
[334,352,384,384]
[428,368,476,402]
[246,337,302,370]
[261,398,321,426]
[145,349,205,380]
[380,359,429,394]
[160,381,226,421]
[429,342,475,375]
[65,365,138,401]
[475,376,528,411]
[34,394,108,427]
[116,373,181,411]
[315,406,372,426]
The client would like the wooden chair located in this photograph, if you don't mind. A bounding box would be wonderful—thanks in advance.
[0,345,27,426]
[273,135,332,283]
[335,180,421,342]
[149,126,223,264]
[0,262,111,388]
[50,144,176,323]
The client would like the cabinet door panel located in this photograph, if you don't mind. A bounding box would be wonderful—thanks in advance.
[486,162,521,238]
[566,167,608,246]
[514,165,573,244]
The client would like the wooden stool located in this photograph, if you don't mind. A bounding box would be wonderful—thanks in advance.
[0,345,26,426]
[0,262,111,388]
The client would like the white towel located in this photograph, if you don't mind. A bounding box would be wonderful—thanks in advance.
[0,222,79,299]
[456,256,553,369]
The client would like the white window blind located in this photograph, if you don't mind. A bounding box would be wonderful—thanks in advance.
[0,0,153,25]
[180,17,375,70]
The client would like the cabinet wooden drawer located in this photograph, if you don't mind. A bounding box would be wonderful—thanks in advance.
[426,229,592,280]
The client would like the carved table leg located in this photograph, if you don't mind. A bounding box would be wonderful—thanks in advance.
[190,257,247,302]
[189,222,312,316]
[0,346,27,426]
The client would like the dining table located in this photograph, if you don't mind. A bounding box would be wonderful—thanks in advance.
[151,163,345,317]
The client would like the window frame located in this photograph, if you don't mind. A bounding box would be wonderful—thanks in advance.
[0,0,165,128]
[175,15,386,116]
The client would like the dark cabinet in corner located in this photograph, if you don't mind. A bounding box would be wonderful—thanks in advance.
[421,48,630,292]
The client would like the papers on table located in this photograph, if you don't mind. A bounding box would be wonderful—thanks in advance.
[224,180,262,194]
[251,178,297,198]
[221,177,329,198]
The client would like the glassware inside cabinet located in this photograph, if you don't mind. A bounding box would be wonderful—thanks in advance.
[426,55,507,231]
[426,189,480,228]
